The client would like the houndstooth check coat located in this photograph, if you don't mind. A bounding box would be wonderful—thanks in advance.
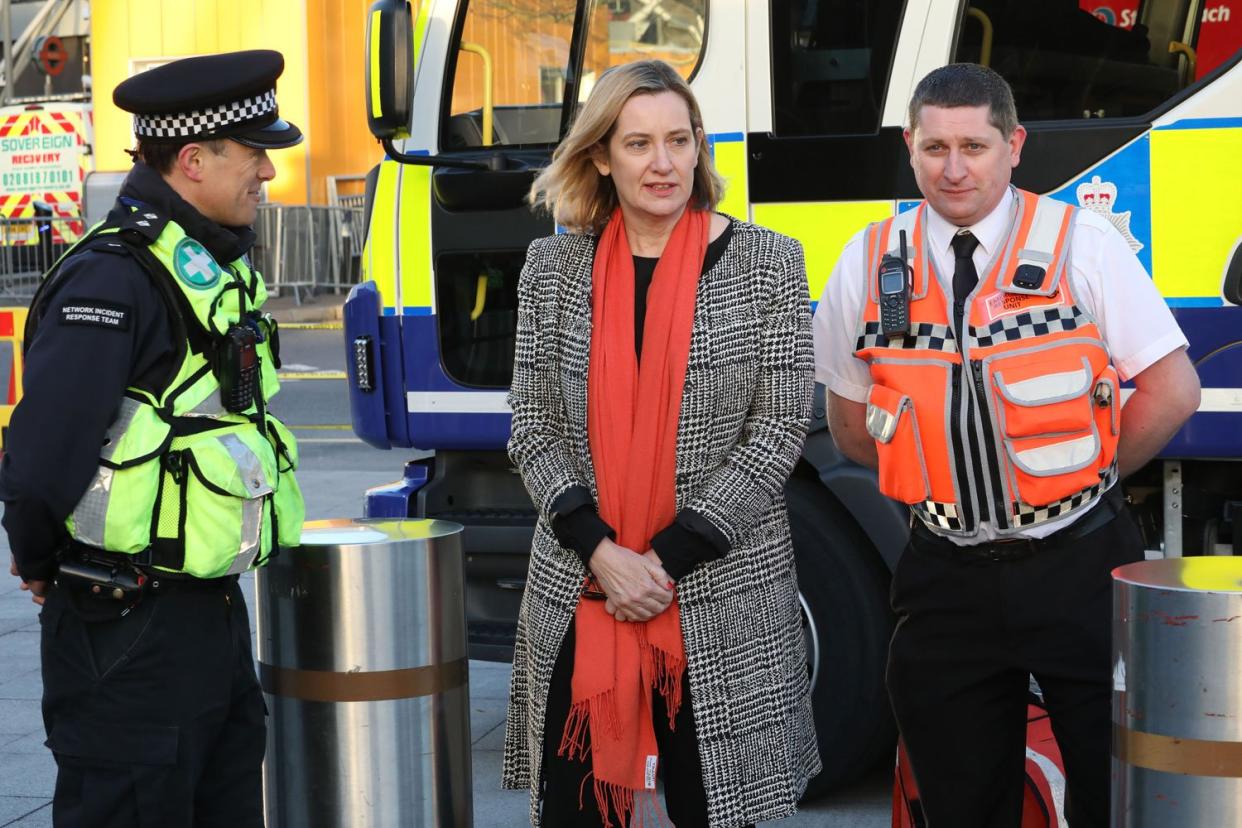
[501,218,821,827]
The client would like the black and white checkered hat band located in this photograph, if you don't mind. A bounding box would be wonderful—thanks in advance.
[133,90,277,139]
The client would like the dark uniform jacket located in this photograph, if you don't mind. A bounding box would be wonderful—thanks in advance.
[1,162,256,581]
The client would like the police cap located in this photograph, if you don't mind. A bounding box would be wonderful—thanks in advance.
[113,50,303,150]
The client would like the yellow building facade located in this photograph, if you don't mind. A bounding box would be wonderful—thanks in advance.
[92,0,378,205]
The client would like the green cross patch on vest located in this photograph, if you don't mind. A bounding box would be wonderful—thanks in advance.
[173,237,224,290]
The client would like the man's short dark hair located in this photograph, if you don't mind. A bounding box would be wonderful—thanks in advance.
[908,63,1018,138]
[126,138,229,174]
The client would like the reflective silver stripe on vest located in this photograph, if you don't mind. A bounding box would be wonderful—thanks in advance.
[1008,432,1100,476]
[73,398,146,545]
[227,498,265,575]
[1020,199,1067,266]
[185,392,229,418]
[218,433,272,574]
[101,398,145,463]
[219,433,274,497]
[995,361,1092,407]
[1002,196,1071,297]
[70,467,114,548]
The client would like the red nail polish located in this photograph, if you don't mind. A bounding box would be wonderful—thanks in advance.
[666,581,674,590]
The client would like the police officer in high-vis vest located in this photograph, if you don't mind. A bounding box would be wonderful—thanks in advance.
[2,51,305,826]
[814,64,1200,827]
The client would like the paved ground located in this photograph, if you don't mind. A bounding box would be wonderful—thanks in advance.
[0,582,50,827]
[0,296,892,826]
[0,541,891,827]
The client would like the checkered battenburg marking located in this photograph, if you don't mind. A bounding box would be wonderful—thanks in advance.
[856,321,956,353]
[133,90,276,139]
[971,305,1085,349]
[1012,465,1119,527]
[915,500,962,531]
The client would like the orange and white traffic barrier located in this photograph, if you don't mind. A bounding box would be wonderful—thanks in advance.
[0,307,28,452]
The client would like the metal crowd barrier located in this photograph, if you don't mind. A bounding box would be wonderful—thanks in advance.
[252,204,364,303]
[0,213,86,302]
[326,174,366,212]
[0,201,369,306]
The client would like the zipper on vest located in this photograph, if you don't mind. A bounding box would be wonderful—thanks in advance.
[949,362,976,530]
[963,383,990,524]
[951,299,981,531]
[970,359,1009,528]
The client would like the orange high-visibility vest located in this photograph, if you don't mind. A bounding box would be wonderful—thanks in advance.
[854,189,1120,536]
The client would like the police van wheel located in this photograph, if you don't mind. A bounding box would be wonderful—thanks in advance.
[787,477,897,800]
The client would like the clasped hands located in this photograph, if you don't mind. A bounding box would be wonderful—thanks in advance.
[587,537,675,623]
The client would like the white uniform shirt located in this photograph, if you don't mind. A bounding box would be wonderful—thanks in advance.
[812,187,1189,543]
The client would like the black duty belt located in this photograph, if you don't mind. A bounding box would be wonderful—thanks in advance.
[60,540,238,588]
[911,486,1126,563]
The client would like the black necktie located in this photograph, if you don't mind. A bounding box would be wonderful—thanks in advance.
[951,231,980,305]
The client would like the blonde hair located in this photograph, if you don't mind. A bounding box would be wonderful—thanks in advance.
[528,60,725,234]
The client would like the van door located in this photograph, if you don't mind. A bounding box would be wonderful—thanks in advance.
[405,0,710,448]
[746,0,926,303]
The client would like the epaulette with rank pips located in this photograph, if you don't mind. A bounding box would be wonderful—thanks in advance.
[114,198,170,245]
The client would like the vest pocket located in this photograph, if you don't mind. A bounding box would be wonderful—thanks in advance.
[866,384,930,504]
[1004,428,1102,506]
[986,348,1117,507]
[159,429,278,578]
[992,356,1094,438]
[70,462,162,553]
[69,398,172,553]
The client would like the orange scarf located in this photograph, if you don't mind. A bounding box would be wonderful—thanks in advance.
[560,207,707,826]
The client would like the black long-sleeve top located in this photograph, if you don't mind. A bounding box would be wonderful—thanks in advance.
[551,223,734,581]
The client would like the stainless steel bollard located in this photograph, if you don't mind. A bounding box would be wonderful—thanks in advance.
[256,518,471,827]
[1112,557,1242,827]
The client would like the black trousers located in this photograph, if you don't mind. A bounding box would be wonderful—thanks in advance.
[886,505,1144,828]
[541,623,713,828]
[40,576,266,828]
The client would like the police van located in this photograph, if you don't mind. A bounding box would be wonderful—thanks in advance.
[349,0,1242,793]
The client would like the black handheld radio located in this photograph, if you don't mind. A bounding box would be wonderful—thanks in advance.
[878,229,911,338]
[216,324,260,413]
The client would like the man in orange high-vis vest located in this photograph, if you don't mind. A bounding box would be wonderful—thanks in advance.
[812,64,1200,827]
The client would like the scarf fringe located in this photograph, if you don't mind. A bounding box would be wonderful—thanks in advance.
[649,643,687,731]
[558,689,619,762]
[579,772,670,828]
[594,773,636,828]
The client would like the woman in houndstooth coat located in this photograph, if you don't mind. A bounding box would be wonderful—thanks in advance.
[502,60,820,828]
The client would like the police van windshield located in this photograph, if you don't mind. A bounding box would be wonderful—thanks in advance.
[954,1,1242,120]
[442,0,707,149]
